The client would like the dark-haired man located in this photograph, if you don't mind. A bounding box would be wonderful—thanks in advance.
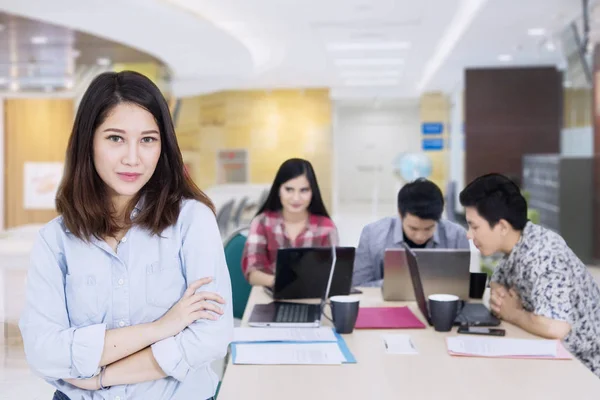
[460,173,600,378]
[352,178,469,287]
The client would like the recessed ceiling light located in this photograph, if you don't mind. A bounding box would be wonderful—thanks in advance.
[498,54,513,62]
[340,70,402,78]
[344,78,400,86]
[527,28,546,37]
[328,42,411,51]
[31,36,48,45]
[335,58,404,66]
[97,57,111,66]
[545,41,556,52]
[72,49,81,59]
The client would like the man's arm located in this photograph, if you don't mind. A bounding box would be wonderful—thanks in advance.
[490,268,573,340]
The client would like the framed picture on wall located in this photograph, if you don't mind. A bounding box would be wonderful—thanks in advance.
[216,149,249,184]
[23,162,64,210]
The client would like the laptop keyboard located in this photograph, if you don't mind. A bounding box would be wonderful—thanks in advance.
[275,303,316,323]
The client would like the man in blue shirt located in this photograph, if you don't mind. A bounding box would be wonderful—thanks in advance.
[352,179,469,287]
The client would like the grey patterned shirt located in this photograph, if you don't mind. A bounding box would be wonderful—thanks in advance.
[492,222,600,378]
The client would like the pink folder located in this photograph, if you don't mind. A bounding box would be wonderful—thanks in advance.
[354,306,426,329]
[446,338,573,360]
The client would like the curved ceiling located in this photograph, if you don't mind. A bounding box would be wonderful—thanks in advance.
[0,0,255,96]
[0,0,589,97]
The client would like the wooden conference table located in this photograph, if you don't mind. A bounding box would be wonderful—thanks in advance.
[217,287,600,400]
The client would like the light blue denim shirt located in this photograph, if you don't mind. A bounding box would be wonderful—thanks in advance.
[19,199,233,400]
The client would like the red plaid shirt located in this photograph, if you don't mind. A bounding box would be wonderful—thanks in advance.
[241,211,338,278]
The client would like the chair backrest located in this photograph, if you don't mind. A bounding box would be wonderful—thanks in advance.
[223,227,252,319]
[216,199,235,235]
[231,196,249,228]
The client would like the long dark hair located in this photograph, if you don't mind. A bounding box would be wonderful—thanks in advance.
[56,71,214,241]
[257,158,330,218]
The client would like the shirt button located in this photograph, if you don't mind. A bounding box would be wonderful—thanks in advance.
[118,321,125,327]
[118,279,124,286]
[121,236,127,243]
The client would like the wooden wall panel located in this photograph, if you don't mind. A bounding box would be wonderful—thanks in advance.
[4,98,73,228]
[465,67,562,184]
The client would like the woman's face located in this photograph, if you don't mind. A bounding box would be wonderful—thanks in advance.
[279,174,313,215]
[93,103,162,204]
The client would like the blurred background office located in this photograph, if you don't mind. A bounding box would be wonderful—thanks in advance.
[0,0,599,397]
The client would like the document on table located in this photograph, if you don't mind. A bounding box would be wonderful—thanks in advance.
[233,342,346,365]
[233,327,337,343]
[447,337,558,358]
[382,334,418,355]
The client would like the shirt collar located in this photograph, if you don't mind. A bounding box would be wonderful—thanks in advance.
[501,221,532,269]
[392,216,441,246]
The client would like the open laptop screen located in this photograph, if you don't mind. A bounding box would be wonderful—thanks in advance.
[273,247,355,300]
[403,244,431,325]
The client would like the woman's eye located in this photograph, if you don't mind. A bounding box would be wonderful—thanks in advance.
[108,135,123,143]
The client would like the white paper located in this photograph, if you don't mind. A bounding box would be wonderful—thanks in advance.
[233,327,337,343]
[382,334,418,355]
[234,343,345,365]
[447,337,558,357]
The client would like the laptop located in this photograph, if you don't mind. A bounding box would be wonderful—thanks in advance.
[273,247,355,300]
[403,244,500,327]
[248,246,350,327]
[383,248,471,301]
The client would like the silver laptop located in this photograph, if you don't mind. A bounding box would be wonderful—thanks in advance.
[248,245,338,328]
[382,248,470,301]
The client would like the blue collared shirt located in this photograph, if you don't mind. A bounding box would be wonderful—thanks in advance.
[352,216,470,287]
[19,199,233,400]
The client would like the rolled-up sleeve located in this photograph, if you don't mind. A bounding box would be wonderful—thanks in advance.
[152,201,234,382]
[19,232,106,380]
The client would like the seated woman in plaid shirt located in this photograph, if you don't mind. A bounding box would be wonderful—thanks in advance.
[242,158,339,287]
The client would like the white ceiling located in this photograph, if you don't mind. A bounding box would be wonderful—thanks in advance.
[0,0,589,97]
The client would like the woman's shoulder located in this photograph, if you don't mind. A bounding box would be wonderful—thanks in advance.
[179,198,215,221]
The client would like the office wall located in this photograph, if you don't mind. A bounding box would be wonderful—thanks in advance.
[465,67,562,183]
[420,92,450,191]
[334,100,421,213]
[593,44,600,260]
[175,89,333,208]
[3,98,74,228]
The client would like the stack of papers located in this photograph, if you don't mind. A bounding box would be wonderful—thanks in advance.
[233,327,337,343]
[446,337,572,360]
[234,343,346,365]
[230,327,356,365]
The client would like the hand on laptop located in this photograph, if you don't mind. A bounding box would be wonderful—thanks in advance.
[155,277,225,337]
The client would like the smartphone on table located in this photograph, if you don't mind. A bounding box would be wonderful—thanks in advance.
[457,326,506,337]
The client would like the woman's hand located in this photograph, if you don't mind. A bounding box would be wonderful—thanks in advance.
[154,277,225,338]
[64,376,100,391]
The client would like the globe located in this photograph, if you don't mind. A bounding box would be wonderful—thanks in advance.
[392,153,433,182]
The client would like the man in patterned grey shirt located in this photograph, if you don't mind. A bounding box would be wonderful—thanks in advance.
[460,173,600,378]
[353,179,469,287]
